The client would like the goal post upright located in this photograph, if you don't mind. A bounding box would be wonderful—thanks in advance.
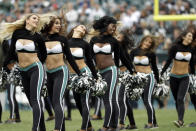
[153,0,196,21]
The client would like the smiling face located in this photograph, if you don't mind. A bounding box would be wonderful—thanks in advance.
[182,32,193,45]
[74,25,86,36]
[50,18,61,34]
[107,23,116,35]
[26,15,39,29]
[141,37,152,50]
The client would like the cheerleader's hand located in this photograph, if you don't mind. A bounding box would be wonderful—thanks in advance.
[7,62,16,70]
[132,70,137,75]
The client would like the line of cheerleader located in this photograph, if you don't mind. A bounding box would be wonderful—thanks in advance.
[0,11,196,131]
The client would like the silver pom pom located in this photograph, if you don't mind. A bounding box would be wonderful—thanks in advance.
[67,74,78,89]
[41,76,48,97]
[118,71,132,88]
[160,67,171,81]
[152,68,171,98]
[128,87,144,101]
[90,73,107,96]
[68,72,94,94]
[6,64,22,86]
[119,71,149,101]
[189,75,196,94]
[0,69,8,92]
[154,83,170,98]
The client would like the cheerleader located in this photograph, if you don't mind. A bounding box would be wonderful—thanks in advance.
[189,46,196,127]
[116,29,137,130]
[67,24,98,131]
[186,25,196,110]
[187,25,196,127]
[2,39,21,123]
[130,35,159,129]
[41,15,81,131]
[90,16,134,131]
[161,30,195,127]
[1,13,47,131]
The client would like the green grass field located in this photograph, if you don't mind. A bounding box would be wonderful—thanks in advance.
[0,109,196,131]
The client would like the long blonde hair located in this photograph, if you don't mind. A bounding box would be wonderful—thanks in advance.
[0,13,47,43]
[85,28,100,42]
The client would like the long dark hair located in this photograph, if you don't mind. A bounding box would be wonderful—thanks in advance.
[93,16,117,34]
[67,25,88,40]
[138,35,156,52]
[41,16,66,36]
[118,29,135,51]
[173,30,192,45]
[186,24,196,36]
[186,24,196,48]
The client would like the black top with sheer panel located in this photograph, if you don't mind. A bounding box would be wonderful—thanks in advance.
[130,48,159,83]
[68,38,98,79]
[90,34,134,74]
[3,28,47,68]
[161,44,195,75]
[44,33,81,75]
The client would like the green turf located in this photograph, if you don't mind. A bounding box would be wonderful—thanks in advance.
[0,109,196,131]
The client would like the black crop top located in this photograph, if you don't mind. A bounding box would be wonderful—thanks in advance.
[161,44,195,75]
[2,39,12,73]
[193,47,196,66]
[130,48,159,83]
[68,38,98,79]
[3,28,47,68]
[2,39,11,57]
[90,35,134,74]
[44,33,81,75]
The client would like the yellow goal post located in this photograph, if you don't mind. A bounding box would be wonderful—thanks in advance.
[153,0,196,21]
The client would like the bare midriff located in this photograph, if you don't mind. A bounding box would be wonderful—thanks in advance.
[46,53,65,70]
[171,60,189,75]
[17,39,40,68]
[95,54,115,70]
[17,52,39,68]
[135,65,152,73]
[120,66,127,72]
[68,59,86,73]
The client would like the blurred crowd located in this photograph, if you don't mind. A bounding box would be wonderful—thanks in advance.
[0,0,196,56]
